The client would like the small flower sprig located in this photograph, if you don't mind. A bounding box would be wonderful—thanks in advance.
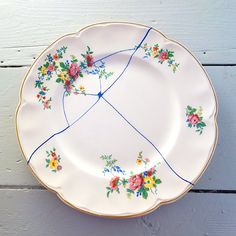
[100,154,126,197]
[101,152,162,199]
[141,43,179,73]
[45,148,62,173]
[136,151,149,167]
[186,106,206,135]
[81,47,114,80]
[100,154,126,176]
[35,46,67,109]
[34,46,114,109]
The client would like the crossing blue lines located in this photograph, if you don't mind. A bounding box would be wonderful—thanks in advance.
[26,27,193,186]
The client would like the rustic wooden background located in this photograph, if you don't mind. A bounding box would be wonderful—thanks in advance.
[0,0,236,235]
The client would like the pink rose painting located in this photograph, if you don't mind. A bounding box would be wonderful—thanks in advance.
[158,51,169,61]
[68,63,80,79]
[188,114,200,125]
[43,100,50,109]
[128,174,143,191]
[186,106,206,134]
[47,64,54,72]
[109,176,120,190]
[86,54,94,67]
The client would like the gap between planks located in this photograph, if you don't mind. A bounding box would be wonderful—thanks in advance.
[1,64,236,68]
[0,185,236,193]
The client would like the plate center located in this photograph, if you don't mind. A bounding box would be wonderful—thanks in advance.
[57,53,181,177]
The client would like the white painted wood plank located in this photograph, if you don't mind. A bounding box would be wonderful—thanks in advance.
[0,190,235,236]
[0,46,46,66]
[0,67,39,185]
[0,66,235,189]
[196,66,236,189]
[2,47,236,67]
[0,0,235,64]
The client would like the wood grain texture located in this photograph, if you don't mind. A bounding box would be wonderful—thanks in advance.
[0,67,39,185]
[0,190,235,236]
[0,0,235,65]
[0,66,235,189]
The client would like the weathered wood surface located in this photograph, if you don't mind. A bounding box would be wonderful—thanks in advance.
[0,190,236,236]
[0,0,236,65]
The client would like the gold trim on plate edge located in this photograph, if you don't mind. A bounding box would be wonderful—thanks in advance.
[15,22,218,218]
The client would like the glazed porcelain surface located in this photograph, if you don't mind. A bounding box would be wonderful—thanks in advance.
[16,22,217,217]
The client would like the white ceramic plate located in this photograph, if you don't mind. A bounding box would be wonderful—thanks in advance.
[16,22,218,218]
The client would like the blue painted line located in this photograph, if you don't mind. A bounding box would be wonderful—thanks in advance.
[94,48,137,95]
[70,98,100,127]
[27,26,192,186]
[97,91,103,98]
[93,48,135,66]
[27,125,69,164]
[102,27,152,95]
[101,96,194,186]
[27,98,100,164]
[30,27,183,186]
[27,31,150,164]
[62,90,69,126]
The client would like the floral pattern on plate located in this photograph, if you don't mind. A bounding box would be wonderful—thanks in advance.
[186,106,206,135]
[45,148,62,172]
[16,22,218,217]
[101,151,161,199]
[141,43,179,72]
[35,46,113,109]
